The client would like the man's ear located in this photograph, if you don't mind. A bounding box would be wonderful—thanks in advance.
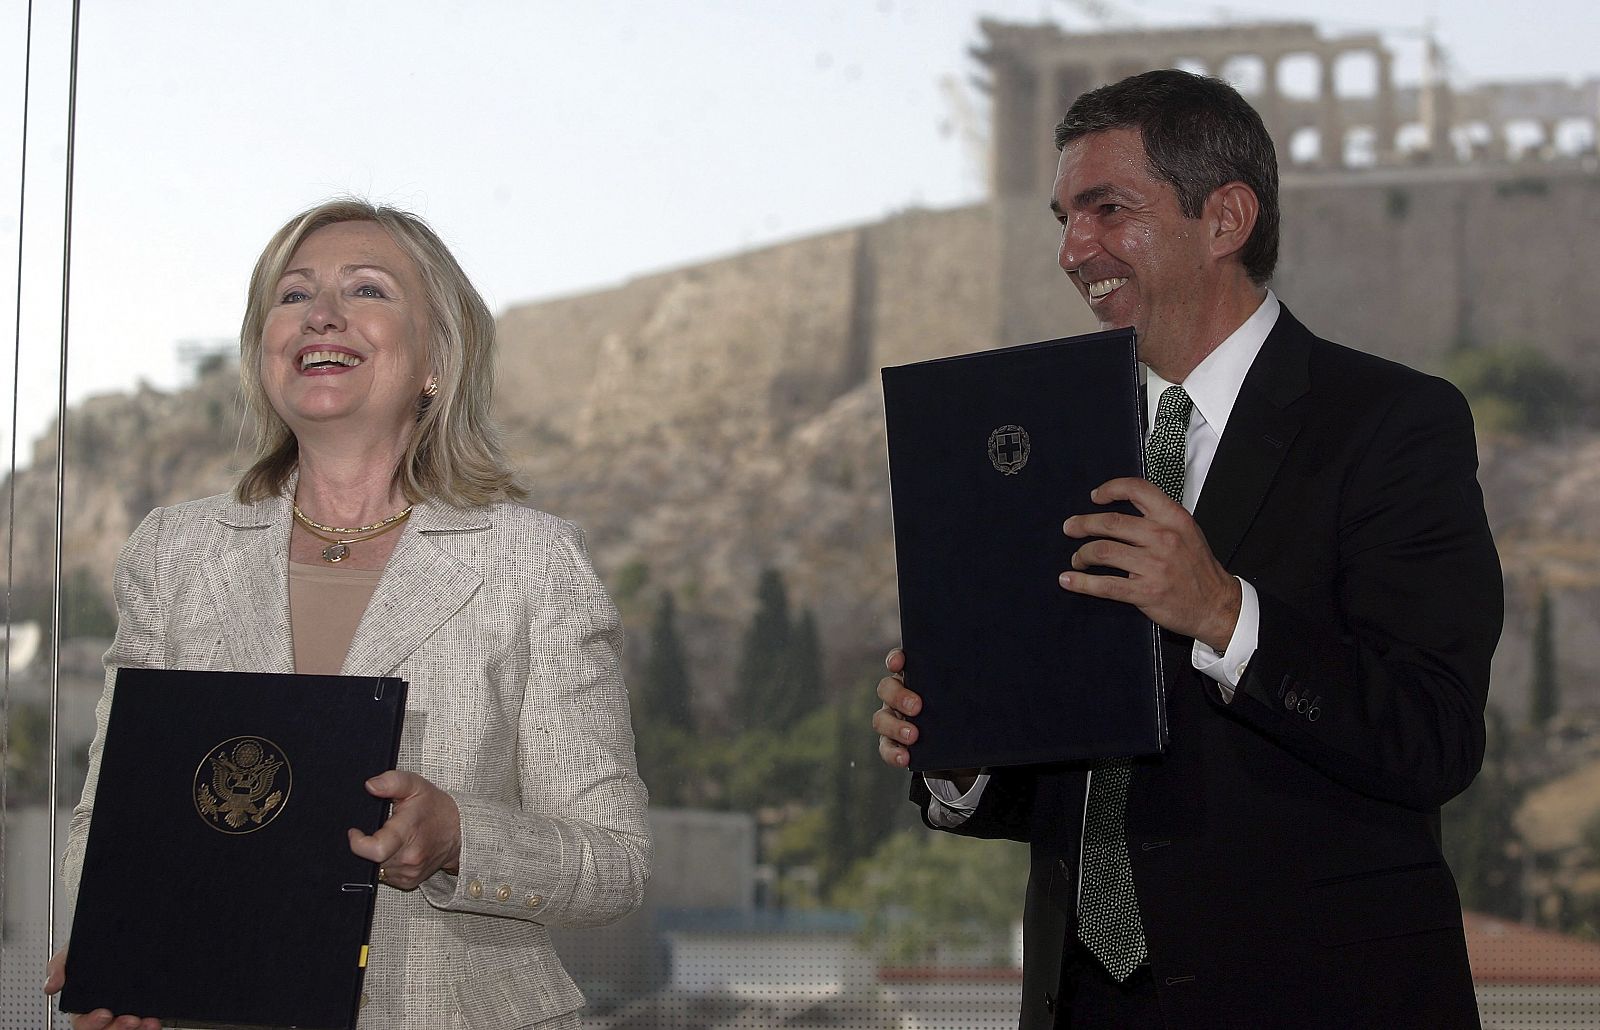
[1206,182,1259,263]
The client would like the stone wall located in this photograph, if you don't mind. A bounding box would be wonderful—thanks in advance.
[499,161,1600,442]
[1275,164,1600,390]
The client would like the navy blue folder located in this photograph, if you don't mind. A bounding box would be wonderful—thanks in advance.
[882,327,1165,771]
[62,668,407,1029]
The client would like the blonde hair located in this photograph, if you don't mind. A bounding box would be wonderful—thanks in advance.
[235,198,526,507]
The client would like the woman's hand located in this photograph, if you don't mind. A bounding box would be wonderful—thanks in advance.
[44,950,162,1030]
[347,770,462,890]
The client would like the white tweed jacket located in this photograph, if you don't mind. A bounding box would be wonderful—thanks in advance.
[61,488,651,1030]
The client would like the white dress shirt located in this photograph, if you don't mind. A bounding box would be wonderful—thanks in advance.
[927,291,1281,825]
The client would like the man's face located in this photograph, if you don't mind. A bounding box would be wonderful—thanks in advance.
[1051,127,1213,380]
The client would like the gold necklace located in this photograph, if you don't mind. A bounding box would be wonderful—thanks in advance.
[292,504,413,564]
[292,503,413,535]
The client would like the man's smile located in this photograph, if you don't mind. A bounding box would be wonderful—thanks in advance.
[1084,276,1128,300]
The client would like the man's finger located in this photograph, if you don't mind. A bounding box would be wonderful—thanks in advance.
[1090,476,1184,515]
[884,647,906,674]
[873,705,918,745]
[1060,569,1134,601]
[1073,541,1166,582]
[875,676,922,715]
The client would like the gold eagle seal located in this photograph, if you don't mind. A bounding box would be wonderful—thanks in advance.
[194,736,291,834]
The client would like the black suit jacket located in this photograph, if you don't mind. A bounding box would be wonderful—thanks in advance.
[914,307,1502,1029]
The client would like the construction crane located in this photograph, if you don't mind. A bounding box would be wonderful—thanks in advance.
[1055,0,1135,27]
[938,74,991,196]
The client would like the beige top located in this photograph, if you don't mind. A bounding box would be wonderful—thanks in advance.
[288,560,384,674]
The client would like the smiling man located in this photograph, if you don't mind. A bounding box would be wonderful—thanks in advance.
[874,70,1503,1029]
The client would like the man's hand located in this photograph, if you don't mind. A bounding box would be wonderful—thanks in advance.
[874,648,921,768]
[347,770,462,891]
[873,648,979,791]
[44,949,162,1030]
[1061,477,1241,651]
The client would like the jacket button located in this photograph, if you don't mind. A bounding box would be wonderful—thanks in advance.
[495,884,512,902]
[1284,689,1298,710]
[1044,991,1056,1014]
[525,893,543,909]
[467,879,483,899]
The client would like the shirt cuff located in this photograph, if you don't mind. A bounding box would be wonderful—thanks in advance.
[924,772,991,828]
[1192,577,1259,702]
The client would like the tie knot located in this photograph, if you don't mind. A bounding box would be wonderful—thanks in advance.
[1154,385,1192,430]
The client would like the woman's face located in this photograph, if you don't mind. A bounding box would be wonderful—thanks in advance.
[261,221,433,447]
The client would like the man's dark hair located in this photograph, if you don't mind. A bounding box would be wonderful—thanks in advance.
[1055,69,1279,284]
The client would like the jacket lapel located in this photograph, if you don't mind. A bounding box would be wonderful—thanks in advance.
[200,492,296,673]
[1192,307,1313,565]
[340,502,487,677]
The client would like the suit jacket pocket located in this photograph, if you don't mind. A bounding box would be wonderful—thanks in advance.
[1308,861,1463,946]
[456,931,584,1030]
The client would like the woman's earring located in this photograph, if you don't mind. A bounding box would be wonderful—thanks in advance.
[423,377,439,398]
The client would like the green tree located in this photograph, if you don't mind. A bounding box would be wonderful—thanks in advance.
[1529,588,1559,729]
[6,566,117,647]
[1443,706,1523,919]
[819,692,914,892]
[782,608,824,725]
[64,566,117,639]
[640,591,694,733]
[611,559,651,605]
[629,590,698,807]
[832,828,1030,966]
[1445,344,1584,436]
[713,705,836,811]
[4,702,52,805]
[735,568,794,729]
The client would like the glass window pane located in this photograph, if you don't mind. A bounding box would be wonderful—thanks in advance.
[6,5,1599,1028]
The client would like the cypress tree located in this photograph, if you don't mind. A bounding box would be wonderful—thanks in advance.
[1529,588,1559,728]
[1444,706,1523,919]
[736,568,793,728]
[783,608,824,725]
[642,590,695,732]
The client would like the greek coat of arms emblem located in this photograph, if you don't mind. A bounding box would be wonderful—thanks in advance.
[987,424,1031,475]
[195,736,291,833]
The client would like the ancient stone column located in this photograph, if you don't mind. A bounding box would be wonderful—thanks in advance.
[1374,49,1398,164]
[1257,52,1287,161]
[1317,49,1346,167]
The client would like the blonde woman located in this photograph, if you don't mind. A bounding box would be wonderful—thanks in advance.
[48,199,650,1030]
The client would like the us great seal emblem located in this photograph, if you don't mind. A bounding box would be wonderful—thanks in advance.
[195,736,291,834]
[988,424,1030,475]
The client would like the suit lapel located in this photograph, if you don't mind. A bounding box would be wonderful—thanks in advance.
[340,502,487,677]
[1192,307,1313,565]
[200,492,296,673]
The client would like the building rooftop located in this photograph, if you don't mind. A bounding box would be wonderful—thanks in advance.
[1465,911,1600,986]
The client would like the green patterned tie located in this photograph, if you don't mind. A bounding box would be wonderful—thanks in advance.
[1077,384,1191,982]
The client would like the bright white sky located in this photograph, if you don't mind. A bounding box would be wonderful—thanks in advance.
[2,0,1597,459]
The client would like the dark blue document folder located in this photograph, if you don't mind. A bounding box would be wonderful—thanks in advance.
[882,328,1165,771]
[62,668,407,1029]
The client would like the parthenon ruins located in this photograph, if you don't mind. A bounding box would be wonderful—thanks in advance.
[976,19,1600,197]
